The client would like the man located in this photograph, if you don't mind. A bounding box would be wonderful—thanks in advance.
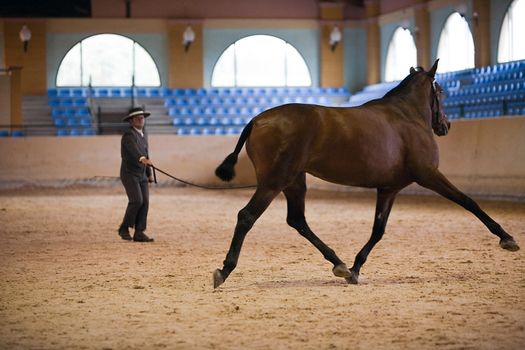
[118,107,155,242]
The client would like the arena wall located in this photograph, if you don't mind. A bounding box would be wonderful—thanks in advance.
[0,117,524,199]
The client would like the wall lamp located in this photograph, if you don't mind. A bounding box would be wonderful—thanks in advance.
[183,25,195,52]
[19,25,32,53]
[329,26,342,52]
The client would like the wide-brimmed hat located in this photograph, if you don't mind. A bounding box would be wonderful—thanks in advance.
[123,107,151,122]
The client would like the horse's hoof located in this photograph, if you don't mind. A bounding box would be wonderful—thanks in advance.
[213,269,225,289]
[500,239,520,252]
[332,263,351,278]
[345,270,359,285]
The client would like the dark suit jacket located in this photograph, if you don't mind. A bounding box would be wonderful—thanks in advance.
[120,127,152,179]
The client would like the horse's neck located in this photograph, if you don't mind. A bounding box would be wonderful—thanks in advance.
[391,88,432,126]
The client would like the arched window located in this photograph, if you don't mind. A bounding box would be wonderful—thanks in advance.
[385,27,417,82]
[211,35,312,87]
[498,0,525,63]
[436,12,474,73]
[56,34,160,87]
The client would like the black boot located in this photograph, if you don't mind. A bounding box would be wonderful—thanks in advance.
[118,225,132,241]
[133,231,154,242]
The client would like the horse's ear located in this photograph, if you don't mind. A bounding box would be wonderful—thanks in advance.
[428,59,439,78]
[410,67,416,74]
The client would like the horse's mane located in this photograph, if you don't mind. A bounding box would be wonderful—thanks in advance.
[383,66,424,98]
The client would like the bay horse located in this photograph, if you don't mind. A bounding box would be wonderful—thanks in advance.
[212,60,520,289]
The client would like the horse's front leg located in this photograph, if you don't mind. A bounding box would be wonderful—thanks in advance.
[416,168,519,251]
[213,187,280,289]
[349,188,399,284]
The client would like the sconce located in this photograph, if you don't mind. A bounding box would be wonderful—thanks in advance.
[329,26,342,52]
[182,26,195,52]
[19,25,32,53]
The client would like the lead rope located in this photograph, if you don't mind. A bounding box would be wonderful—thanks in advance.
[150,165,256,190]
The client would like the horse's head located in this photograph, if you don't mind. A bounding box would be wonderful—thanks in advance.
[415,59,450,136]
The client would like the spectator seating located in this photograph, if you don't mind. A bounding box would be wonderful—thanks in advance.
[0,130,25,137]
[46,61,524,136]
[48,90,95,136]
[166,86,349,135]
[345,60,525,121]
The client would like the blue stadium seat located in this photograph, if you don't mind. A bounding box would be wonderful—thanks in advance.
[172,117,183,126]
[52,109,64,117]
[53,117,66,127]
[57,129,69,137]
[196,88,207,96]
[58,89,71,97]
[110,88,123,97]
[122,88,132,97]
[79,117,91,126]
[208,117,219,126]
[11,130,25,137]
[172,89,185,96]
[189,128,202,135]
[214,127,226,135]
[226,127,240,135]
[148,88,161,97]
[0,130,9,137]
[95,88,109,97]
[176,128,190,135]
[184,89,197,97]
[72,88,85,97]
[67,118,79,127]
[220,117,232,125]
[61,99,74,107]
[49,99,61,107]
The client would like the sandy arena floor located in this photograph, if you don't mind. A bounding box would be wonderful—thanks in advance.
[0,186,524,349]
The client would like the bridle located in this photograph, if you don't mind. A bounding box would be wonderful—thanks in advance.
[430,79,441,126]
[430,79,443,129]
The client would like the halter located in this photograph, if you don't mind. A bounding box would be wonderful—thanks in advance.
[430,79,442,128]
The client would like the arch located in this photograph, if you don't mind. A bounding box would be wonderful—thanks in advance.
[384,27,417,82]
[56,33,160,87]
[498,0,525,63]
[211,34,312,87]
[436,12,474,73]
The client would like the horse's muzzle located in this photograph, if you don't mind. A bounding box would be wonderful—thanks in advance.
[434,120,450,136]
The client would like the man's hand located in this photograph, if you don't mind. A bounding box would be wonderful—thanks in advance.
[148,175,155,183]
[140,157,153,166]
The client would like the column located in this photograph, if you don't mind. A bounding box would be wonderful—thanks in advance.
[414,0,431,69]
[320,1,344,87]
[472,0,490,67]
[168,21,204,88]
[9,66,23,131]
[365,0,380,85]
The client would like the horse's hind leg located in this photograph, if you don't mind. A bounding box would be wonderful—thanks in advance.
[349,188,399,284]
[283,173,351,280]
[213,187,280,289]
[416,168,519,251]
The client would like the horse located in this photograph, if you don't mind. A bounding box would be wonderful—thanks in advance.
[212,59,520,289]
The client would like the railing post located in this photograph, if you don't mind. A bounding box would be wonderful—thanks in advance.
[97,105,102,135]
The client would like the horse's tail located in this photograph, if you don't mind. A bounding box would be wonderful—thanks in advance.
[215,120,254,182]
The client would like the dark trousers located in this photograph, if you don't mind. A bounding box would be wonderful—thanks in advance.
[121,174,149,232]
